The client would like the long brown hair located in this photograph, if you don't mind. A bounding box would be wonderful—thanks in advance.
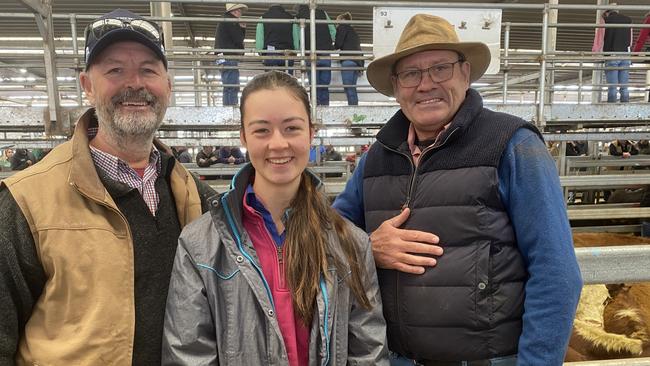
[240,71,371,324]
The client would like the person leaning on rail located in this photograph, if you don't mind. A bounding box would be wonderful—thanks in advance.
[256,3,295,74]
[333,14,582,366]
[0,8,215,366]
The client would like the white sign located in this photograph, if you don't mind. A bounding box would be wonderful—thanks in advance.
[373,7,502,75]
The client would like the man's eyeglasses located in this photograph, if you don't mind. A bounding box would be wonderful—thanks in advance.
[85,18,162,46]
[394,59,464,88]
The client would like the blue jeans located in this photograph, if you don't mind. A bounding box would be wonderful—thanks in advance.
[263,58,294,75]
[389,352,517,366]
[341,60,359,105]
[605,59,630,103]
[307,59,331,105]
[220,60,239,106]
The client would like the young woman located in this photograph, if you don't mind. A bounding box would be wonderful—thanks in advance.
[162,71,388,366]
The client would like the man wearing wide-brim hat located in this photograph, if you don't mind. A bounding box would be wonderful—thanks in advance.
[334,14,581,366]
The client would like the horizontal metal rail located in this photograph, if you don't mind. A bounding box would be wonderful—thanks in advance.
[560,174,650,188]
[568,208,650,221]
[572,224,641,234]
[565,357,650,365]
[577,244,650,284]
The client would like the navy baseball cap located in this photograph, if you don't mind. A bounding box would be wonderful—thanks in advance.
[84,9,167,70]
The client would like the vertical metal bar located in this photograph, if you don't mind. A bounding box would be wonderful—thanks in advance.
[646,69,650,102]
[151,2,175,106]
[309,0,317,121]
[546,0,558,105]
[537,5,549,127]
[34,0,62,132]
[559,141,568,201]
[69,14,83,106]
[592,0,607,104]
[578,59,584,103]
[502,23,510,104]
[193,59,201,106]
[300,19,306,87]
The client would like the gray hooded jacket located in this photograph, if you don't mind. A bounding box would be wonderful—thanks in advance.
[162,165,388,365]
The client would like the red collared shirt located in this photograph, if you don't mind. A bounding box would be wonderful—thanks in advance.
[406,122,449,166]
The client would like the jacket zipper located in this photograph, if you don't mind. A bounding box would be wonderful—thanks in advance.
[276,245,287,290]
[254,212,288,291]
[381,127,460,209]
[221,193,276,309]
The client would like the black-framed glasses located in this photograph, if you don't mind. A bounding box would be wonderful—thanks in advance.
[85,17,162,46]
[394,59,464,88]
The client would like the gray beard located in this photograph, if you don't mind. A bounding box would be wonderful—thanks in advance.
[94,89,167,147]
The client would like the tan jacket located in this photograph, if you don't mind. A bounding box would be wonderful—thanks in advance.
[3,109,203,365]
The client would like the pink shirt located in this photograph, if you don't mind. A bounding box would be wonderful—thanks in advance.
[633,16,650,52]
[406,123,449,166]
[241,193,309,366]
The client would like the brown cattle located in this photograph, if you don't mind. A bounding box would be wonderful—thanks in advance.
[566,233,650,362]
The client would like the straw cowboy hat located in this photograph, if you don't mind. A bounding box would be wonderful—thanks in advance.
[225,3,248,13]
[367,14,491,96]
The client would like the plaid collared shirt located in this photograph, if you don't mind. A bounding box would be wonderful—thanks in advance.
[88,133,162,216]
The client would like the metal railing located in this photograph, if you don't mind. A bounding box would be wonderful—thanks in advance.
[3,2,650,125]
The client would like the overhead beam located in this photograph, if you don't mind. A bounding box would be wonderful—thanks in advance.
[176,3,197,48]
[17,0,48,18]
[31,0,63,132]
[0,60,46,79]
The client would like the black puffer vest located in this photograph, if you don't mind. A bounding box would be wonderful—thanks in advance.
[363,89,541,361]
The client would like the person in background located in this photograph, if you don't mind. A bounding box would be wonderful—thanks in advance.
[566,140,587,157]
[323,144,342,161]
[215,3,248,106]
[217,146,246,164]
[637,139,650,155]
[176,147,192,163]
[256,4,295,74]
[308,144,326,164]
[566,141,588,203]
[162,70,388,365]
[603,5,632,103]
[335,12,363,106]
[0,9,215,365]
[0,148,14,171]
[9,148,35,171]
[196,145,219,167]
[333,14,581,366]
[609,139,639,158]
[294,5,336,105]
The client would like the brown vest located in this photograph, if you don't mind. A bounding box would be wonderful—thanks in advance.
[4,109,202,365]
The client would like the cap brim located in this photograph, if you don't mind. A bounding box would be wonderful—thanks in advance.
[367,42,491,97]
[86,28,167,70]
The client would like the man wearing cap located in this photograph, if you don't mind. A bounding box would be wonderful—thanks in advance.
[0,9,214,366]
[215,3,248,106]
[334,14,582,365]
